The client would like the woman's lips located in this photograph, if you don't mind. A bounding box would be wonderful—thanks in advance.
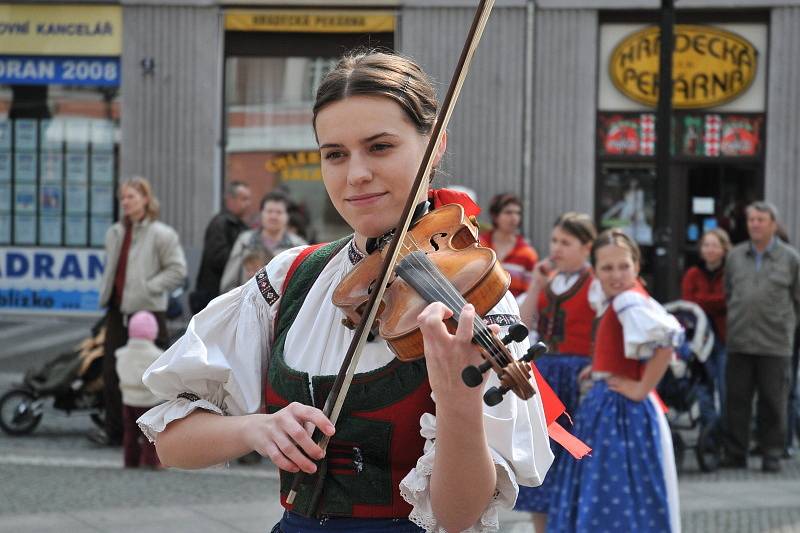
[346,192,387,206]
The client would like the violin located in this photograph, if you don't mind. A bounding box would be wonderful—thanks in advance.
[333,202,546,405]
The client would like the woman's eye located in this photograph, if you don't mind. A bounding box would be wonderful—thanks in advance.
[370,143,392,152]
[324,151,345,160]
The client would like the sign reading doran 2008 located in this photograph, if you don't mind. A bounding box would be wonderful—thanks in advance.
[610,25,757,109]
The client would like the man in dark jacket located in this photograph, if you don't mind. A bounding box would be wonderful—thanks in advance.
[189,181,251,313]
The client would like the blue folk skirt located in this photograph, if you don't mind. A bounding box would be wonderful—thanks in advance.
[547,381,679,533]
[271,511,425,532]
[514,353,590,513]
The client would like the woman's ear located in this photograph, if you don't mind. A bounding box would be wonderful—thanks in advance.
[432,131,447,168]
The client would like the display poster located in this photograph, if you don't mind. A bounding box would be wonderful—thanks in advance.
[720,116,763,156]
[90,216,111,247]
[65,152,88,182]
[0,121,10,150]
[64,216,87,246]
[90,184,112,215]
[598,165,657,246]
[90,152,113,182]
[40,184,62,214]
[0,215,9,244]
[0,152,9,181]
[14,214,35,244]
[40,120,63,150]
[14,184,36,214]
[40,151,63,182]
[14,151,36,182]
[14,119,38,151]
[65,120,89,152]
[90,120,114,152]
[38,215,61,245]
[0,182,9,211]
[65,183,87,214]
[0,246,107,315]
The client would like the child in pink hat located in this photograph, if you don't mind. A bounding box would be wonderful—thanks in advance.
[115,311,164,468]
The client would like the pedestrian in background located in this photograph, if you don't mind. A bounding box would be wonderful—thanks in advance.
[480,193,538,301]
[548,229,682,533]
[115,311,164,468]
[723,201,800,473]
[93,177,187,447]
[190,181,252,314]
[219,192,306,293]
[681,228,731,411]
[515,212,598,533]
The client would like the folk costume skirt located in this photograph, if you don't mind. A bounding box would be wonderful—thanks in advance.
[271,511,425,532]
[514,353,590,513]
[547,381,680,533]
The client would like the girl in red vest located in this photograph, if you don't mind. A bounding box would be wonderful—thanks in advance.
[548,229,683,533]
[515,212,597,532]
[137,51,556,533]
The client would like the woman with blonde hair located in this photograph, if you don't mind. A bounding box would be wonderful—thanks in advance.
[91,177,187,447]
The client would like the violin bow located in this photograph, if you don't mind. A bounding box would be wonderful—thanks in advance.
[286,0,497,514]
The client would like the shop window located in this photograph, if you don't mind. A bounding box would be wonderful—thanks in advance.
[0,84,119,247]
[224,56,347,242]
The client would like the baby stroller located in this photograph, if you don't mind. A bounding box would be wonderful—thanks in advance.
[0,319,106,436]
[657,300,723,472]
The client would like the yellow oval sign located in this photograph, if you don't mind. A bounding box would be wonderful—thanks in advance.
[610,24,758,109]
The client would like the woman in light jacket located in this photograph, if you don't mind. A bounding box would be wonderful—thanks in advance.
[94,177,187,447]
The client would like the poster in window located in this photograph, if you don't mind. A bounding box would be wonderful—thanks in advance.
[91,120,115,152]
[14,152,37,182]
[0,183,9,211]
[40,120,63,151]
[0,213,9,244]
[65,120,90,153]
[66,152,89,183]
[66,184,88,214]
[41,152,63,182]
[0,121,10,151]
[65,215,87,246]
[90,153,114,183]
[90,184,113,215]
[40,184,62,214]
[681,116,705,156]
[15,184,37,215]
[720,116,763,157]
[91,216,112,247]
[14,119,38,152]
[598,166,657,246]
[39,216,62,245]
[14,214,36,244]
[0,152,9,182]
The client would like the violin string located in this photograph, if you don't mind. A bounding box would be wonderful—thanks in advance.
[399,237,510,366]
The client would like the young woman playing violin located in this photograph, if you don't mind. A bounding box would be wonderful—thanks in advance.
[137,51,554,533]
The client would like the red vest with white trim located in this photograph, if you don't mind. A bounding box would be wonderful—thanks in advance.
[536,269,595,356]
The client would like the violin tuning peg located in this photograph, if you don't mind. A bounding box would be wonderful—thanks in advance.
[461,360,493,388]
[500,323,529,345]
[483,385,509,407]
[521,341,548,363]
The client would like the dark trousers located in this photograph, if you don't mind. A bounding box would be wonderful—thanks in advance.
[122,405,161,467]
[103,306,169,442]
[724,352,791,460]
[788,333,800,450]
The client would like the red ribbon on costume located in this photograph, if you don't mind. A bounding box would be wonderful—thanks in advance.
[531,360,592,460]
[428,188,481,217]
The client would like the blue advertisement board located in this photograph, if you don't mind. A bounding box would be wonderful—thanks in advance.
[0,56,119,86]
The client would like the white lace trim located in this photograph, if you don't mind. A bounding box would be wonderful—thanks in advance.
[398,445,517,532]
[136,397,224,443]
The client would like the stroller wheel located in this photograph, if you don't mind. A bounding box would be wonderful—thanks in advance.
[0,389,43,436]
[696,421,721,472]
[672,430,686,473]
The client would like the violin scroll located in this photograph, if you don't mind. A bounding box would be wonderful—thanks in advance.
[481,341,547,406]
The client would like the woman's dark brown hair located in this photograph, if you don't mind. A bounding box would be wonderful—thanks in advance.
[488,193,522,226]
[312,50,438,136]
[591,228,641,267]
[554,212,597,245]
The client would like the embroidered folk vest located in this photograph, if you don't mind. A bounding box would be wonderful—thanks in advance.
[264,239,436,519]
[536,269,595,356]
[592,285,650,381]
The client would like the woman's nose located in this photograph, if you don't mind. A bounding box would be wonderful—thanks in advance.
[347,154,372,186]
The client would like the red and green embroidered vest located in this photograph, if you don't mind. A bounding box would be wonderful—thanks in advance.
[264,239,436,519]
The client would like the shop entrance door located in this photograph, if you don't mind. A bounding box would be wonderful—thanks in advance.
[680,163,763,269]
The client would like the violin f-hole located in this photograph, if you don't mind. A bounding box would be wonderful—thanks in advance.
[429,232,449,251]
